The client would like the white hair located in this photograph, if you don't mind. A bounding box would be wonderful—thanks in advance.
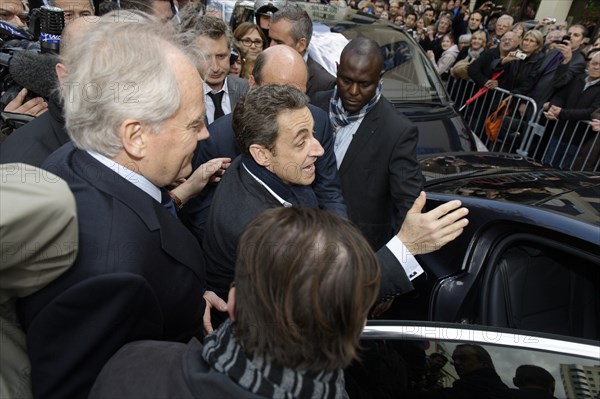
[497,14,514,26]
[60,14,182,157]
[459,33,472,43]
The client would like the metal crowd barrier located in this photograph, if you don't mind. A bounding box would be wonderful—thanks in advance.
[446,76,599,172]
[519,114,599,172]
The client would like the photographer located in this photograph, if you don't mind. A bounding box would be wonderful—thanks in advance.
[419,15,453,62]
[531,28,585,110]
[467,30,519,89]
[552,24,587,89]
[493,29,544,96]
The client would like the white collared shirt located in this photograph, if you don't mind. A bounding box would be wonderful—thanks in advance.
[333,117,363,169]
[87,150,161,203]
[332,115,424,281]
[204,78,232,125]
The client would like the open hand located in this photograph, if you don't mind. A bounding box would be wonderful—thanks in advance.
[397,191,469,255]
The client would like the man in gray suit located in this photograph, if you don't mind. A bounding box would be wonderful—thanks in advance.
[177,13,249,124]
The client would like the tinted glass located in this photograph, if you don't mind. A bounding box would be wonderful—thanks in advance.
[291,2,449,105]
[351,324,600,399]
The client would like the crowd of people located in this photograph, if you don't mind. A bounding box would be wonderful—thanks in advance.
[345,0,598,168]
[0,0,594,397]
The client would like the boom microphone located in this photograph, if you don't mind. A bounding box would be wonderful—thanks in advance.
[8,51,59,98]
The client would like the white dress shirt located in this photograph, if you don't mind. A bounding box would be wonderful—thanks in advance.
[204,78,232,125]
[87,151,161,203]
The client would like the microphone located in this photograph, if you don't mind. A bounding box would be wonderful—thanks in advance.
[8,51,59,98]
[38,5,64,54]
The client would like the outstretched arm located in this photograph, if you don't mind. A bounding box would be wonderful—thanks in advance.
[376,192,469,301]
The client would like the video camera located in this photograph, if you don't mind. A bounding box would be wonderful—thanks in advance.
[0,6,64,130]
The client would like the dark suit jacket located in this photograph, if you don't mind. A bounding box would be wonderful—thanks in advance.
[17,143,207,399]
[550,73,600,121]
[203,156,413,302]
[306,56,336,103]
[182,103,347,242]
[553,49,586,90]
[226,76,249,109]
[0,98,69,166]
[494,51,544,96]
[468,47,502,88]
[204,76,249,125]
[315,92,423,251]
[531,49,567,106]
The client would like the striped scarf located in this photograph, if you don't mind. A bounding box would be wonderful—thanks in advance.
[329,82,383,131]
[203,319,348,399]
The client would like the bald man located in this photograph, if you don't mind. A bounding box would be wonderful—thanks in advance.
[187,45,468,318]
[182,44,346,243]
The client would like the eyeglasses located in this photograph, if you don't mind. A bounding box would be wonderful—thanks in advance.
[240,38,263,48]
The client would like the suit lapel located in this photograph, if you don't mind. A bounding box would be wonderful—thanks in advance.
[72,150,204,276]
[306,58,315,95]
[338,101,381,175]
[227,77,238,109]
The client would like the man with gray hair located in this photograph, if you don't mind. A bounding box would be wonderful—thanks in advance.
[269,5,336,101]
[48,0,94,24]
[177,12,249,124]
[491,14,513,45]
[17,16,225,399]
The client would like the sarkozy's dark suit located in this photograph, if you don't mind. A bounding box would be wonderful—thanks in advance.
[203,156,413,303]
[182,103,347,242]
[17,143,207,399]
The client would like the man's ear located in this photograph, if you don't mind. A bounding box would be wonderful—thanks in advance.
[335,61,339,73]
[296,37,308,55]
[227,286,236,321]
[249,144,271,167]
[55,63,68,83]
[248,74,257,89]
[119,119,146,159]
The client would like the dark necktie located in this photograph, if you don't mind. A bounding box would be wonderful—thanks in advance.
[208,91,225,121]
[160,189,177,217]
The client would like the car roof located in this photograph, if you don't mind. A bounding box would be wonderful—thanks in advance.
[421,153,600,227]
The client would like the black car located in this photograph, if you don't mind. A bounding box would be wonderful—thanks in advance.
[228,1,480,154]
[385,152,600,342]
[348,153,600,398]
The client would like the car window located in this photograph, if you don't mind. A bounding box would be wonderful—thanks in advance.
[349,323,600,399]
[290,1,449,105]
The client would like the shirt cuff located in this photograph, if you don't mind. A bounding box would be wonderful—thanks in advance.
[386,236,424,281]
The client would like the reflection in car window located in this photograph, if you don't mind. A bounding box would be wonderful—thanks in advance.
[287,1,448,105]
[346,337,600,399]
